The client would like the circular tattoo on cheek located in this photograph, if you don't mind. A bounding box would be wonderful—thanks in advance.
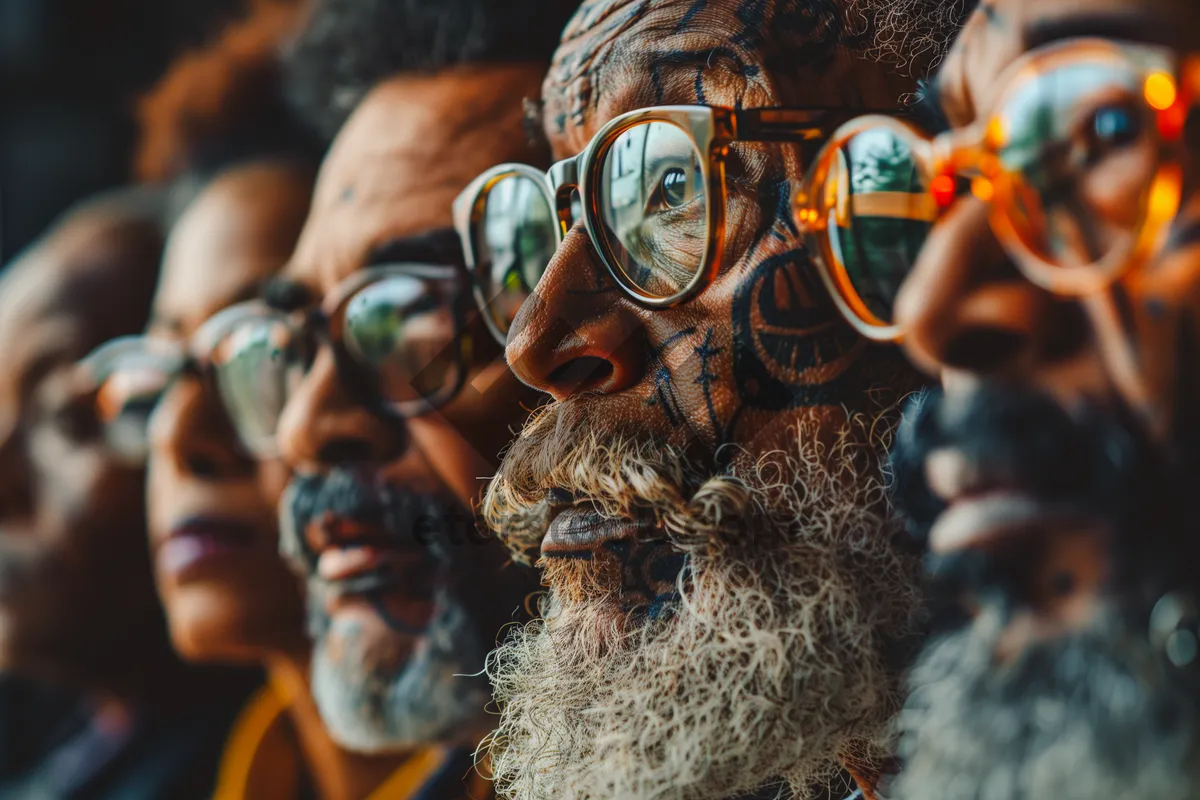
[731,248,863,411]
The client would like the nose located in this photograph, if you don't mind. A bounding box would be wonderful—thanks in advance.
[276,347,406,471]
[150,378,253,480]
[894,197,1088,380]
[505,227,648,401]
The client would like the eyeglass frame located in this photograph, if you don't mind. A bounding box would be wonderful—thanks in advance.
[80,262,474,460]
[793,38,1197,343]
[454,104,867,344]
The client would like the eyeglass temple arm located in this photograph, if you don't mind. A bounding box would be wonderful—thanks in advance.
[733,108,842,142]
[733,107,898,163]
[548,157,581,235]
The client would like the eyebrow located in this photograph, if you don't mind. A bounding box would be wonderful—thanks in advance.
[364,227,464,268]
[263,278,315,312]
[151,279,267,332]
[1024,11,1179,51]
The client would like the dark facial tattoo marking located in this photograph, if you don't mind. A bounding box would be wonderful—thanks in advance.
[646,327,697,428]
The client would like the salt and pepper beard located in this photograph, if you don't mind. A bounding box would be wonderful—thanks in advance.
[482,402,922,799]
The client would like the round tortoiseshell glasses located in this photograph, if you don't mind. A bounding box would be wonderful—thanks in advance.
[453,104,845,343]
[791,37,1195,341]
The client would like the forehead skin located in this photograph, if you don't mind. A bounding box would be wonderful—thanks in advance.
[544,0,917,154]
[938,0,1200,127]
[0,207,160,419]
[152,162,312,336]
[286,64,548,293]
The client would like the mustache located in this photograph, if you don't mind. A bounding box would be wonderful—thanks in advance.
[280,468,461,571]
[894,386,1200,633]
[484,398,755,566]
[890,386,1144,545]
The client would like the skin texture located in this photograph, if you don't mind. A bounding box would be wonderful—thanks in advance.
[275,65,545,754]
[882,2,1200,798]
[0,192,167,695]
[147,160,403,800]
[483,2,928,798]
[148,161,311,665]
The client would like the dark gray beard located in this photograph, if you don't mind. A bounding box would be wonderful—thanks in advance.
[890,604,1200,800]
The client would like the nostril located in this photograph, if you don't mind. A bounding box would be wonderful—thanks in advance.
[941,327,1025,372]
[547,356,613,395]
[186,456,220,480]
[316,438,376,465]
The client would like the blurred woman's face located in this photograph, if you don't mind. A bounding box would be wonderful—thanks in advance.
[146,161,313,663]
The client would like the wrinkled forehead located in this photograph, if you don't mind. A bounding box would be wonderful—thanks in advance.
[937,0,1200,126]
[288,67,546,293]
[543,0,882,151]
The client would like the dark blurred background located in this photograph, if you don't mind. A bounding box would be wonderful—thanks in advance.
[0,0,247,261]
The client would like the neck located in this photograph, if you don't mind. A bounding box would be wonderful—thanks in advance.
[266,656,412,800]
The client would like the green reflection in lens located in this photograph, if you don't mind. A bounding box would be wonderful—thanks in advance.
[826,128,931,322]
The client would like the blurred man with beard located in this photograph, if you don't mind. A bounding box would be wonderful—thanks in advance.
[785,0,1200,797]
[464,1,969,797]
[0,192,255,797]
[176,0,573,788]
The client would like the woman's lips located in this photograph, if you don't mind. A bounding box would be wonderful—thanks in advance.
[156,517,258,578]
[541,506,660,557]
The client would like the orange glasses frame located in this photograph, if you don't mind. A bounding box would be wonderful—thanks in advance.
[793,38,1198,343]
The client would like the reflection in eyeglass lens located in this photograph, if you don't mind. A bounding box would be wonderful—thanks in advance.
[210,317,298,457]
[82,337,180,462]
[599,121,707,299]
[998,61,1157,269]
[475,174,556,336]
[825,128,933,323]
[340,275,461,408]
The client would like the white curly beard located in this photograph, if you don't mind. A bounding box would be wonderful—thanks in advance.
[848,0,970,70]
[483,414,922,800]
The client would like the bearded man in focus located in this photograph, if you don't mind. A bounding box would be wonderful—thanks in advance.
[471,1,970,797]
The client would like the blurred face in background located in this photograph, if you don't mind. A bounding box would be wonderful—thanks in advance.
[877,1,1200,798]
[0,201,162,683]
[271,67,544,753]
[480,2,929,798]
[144,162,313,664]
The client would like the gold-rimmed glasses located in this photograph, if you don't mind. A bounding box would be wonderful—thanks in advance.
[454,104,844,343]
[793,38,1195,342]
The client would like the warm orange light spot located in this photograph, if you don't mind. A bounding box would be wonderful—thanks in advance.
[971,177,994,203]
[1148,179,1179,220]
[1145,72,1178,112]
[985,117,1009,149]
[930,174,957,209]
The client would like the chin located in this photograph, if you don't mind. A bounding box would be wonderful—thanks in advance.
[162,581,306,665]
[308,586,491,754]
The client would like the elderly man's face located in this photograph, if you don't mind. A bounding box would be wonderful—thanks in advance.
[273,66,544,754]
[484,2,927,798]
[884,2,1200,799]
[0,206,161,681]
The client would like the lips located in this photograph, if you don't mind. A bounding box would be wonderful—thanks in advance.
[925,447,1098,555]
[307,514,439,598]
[541,504,661,557]
[156,517,258,578]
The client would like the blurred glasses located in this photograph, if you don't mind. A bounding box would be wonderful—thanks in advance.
[793,38,1194,341]
[79,263,471,460]
[454,105,844,342]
